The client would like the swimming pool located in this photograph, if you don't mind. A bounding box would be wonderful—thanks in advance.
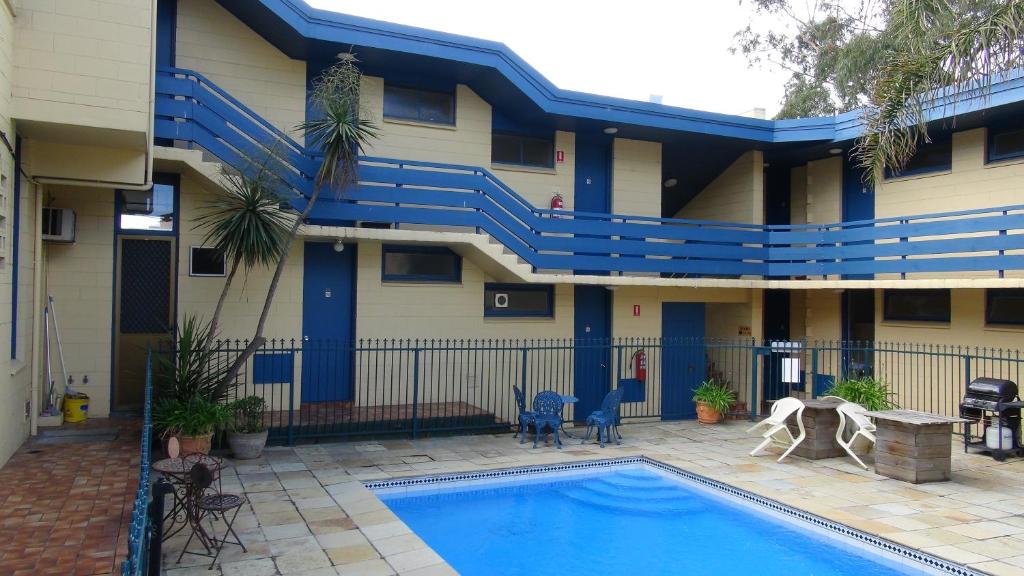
[373,458,972,576]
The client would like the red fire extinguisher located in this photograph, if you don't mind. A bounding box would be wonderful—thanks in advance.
[631,349,647,382]
[550,193,564,218]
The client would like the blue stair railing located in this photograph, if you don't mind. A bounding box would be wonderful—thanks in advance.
[155,66,1024,279]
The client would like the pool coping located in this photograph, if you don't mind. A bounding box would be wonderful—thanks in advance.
[365,455,983,576]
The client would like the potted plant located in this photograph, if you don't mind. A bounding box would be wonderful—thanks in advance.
[154,395,230,454]
[825,376,897,452]
[228,396,268,459]
[692,379,737,425]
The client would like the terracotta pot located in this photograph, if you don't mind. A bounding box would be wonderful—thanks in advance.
[696,401,724,425]
[176,432,213,455]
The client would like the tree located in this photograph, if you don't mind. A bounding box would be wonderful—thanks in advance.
[855,0,1024,182]
[221,54,378,386]
[732,0,892,119]
[193,161,293,348]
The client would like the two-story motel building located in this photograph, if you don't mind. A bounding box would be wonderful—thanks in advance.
[1,0,1024,464]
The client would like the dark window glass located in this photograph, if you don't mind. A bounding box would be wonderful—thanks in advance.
[190,247,226,277]
[118,179,176,232]
[988,126,1024,162]
[382,245,460,282]
[484,284,554,317]
[883,289,951,322]
[383,84,455,125]
[885,138,952,178]
[986,289,1024,325]
[492,133,554,167]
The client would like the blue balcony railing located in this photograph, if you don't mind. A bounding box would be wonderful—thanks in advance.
[155,66,1024,279]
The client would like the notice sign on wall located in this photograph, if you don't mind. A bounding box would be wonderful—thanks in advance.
[738,325,752,336]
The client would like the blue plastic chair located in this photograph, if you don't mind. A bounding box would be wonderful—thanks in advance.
[531,391,564,449]
[583,388,624,447]
[513,385,535,443]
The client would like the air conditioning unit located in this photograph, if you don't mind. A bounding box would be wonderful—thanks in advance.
[42,207,75,243]
[494,293,510,308]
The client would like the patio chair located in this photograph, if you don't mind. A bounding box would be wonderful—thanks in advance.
[835,402,877,469]
[531,391,564,449]
[747,397,806,462]
[582,388,624,448]
[176,462,248,569]
[513,385,536,443]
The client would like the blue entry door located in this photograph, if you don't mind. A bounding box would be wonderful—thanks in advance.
[661,303,705,420]
[574,285,611,419]
[302,242,356,402]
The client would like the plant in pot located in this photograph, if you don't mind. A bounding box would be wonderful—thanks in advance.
[825,376,897,452]
[692,379,737,425]
[154,394,231,454]
[228,395,268,459]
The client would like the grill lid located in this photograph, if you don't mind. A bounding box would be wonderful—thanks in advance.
[965,377,1018,402]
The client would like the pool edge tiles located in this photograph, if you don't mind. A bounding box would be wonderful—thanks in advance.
[366,455,982,576]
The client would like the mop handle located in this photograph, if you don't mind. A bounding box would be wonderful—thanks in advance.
[48,296,71,392]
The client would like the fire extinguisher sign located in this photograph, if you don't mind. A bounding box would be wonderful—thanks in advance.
[556,150,564,163]
[633,305,640,316]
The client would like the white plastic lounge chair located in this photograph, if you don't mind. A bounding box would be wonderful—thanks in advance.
[835,402,876,469]
[746,397,807,462]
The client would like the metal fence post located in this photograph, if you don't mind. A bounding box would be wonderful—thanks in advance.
[412,345,421,439]
[520,346,528,395]
[750,345,759,421]
[964,353,972,390]
[287,343,296,447]
[810,346,819,397]
[147,478,173,576]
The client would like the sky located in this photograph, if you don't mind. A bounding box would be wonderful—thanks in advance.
[302,0,791,118]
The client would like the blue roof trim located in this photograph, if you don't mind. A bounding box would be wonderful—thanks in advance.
[231,0,1024,145]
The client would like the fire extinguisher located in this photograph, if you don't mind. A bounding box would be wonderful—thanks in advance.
[631,349,647,382]
[550,192,564,218]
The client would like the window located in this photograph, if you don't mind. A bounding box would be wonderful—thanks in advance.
[986,289,1024,325]
[189,246,226,277]
[484,284,554,317]
[382,245,461,282]
[885,138,952,178]
[118,174,177,232]
[383,84,455,125]
[492,133,554,167]
[988,125,1024,163]
[883,289,951,322]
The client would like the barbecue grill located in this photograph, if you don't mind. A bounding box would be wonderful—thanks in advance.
[961,377,1023,461]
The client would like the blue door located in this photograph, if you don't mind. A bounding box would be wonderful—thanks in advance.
[574,134,612,273]
[574,285,611,419]
[302,242,356,402]
[661,303,705,419]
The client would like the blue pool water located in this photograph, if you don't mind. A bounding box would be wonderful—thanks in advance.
[378,465,931,576]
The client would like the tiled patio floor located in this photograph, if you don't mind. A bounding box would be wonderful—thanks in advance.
[0,418,140,576]
[162,421,1024,576]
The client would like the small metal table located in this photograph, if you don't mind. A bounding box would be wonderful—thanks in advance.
[561,395,579,438]
[862,410,967,484]
[786,398,845,460]
[152,454,224,541]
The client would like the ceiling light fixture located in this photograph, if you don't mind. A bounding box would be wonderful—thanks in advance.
[333,239,345,252]
[828,147,843,155]
[603,127,619,135]
[663,178,678,188]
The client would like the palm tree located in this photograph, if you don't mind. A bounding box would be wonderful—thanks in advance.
[193,161,293,347]
[221,54,377,385]
[854,0,1024,183]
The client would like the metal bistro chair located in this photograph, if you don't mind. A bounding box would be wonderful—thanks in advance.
[176,461,248,569]
[532,391,564,449]
[513,385,536,443]
[583,388,624,448]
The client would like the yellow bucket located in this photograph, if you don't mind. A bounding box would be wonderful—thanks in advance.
[63,395,89,423]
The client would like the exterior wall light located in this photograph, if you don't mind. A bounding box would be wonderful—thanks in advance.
[828,147,843,155]
[333,239,345,252]
[603,127,619,135]
[663,178,678,188]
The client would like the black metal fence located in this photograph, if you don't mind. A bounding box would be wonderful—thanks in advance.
[197,337,1024,443]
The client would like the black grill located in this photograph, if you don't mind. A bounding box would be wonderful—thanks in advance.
[961,377,1023,461]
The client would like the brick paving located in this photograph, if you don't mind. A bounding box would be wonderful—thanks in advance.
[0,418,141,576]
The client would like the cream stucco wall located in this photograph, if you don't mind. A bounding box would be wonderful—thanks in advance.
[674,150,763,224]
[612,138,661,218]
[804,156,842,226]
[175,0,305,138]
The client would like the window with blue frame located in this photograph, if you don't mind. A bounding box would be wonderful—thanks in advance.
[382,245,461,283]
[987,124,1024,163]
[383,84,455,125]
[118,174,177,233]
[883,289,950,322]
[884,137,952,178]
[484,284,554,317]
[492,132,554,167]
[986,289,1024,325]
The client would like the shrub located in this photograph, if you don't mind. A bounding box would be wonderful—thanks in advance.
[825,376,898,411]
[154,395,231,437]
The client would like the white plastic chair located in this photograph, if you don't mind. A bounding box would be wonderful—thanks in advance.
[746,397,807,462]
[835,402,876,469]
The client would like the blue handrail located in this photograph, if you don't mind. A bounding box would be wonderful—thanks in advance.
[154,67,1024,279]
[121,349,153,576]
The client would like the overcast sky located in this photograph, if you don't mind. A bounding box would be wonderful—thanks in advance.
[303,0,791,118]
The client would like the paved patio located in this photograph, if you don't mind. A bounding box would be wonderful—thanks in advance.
[161,420,1024,576]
